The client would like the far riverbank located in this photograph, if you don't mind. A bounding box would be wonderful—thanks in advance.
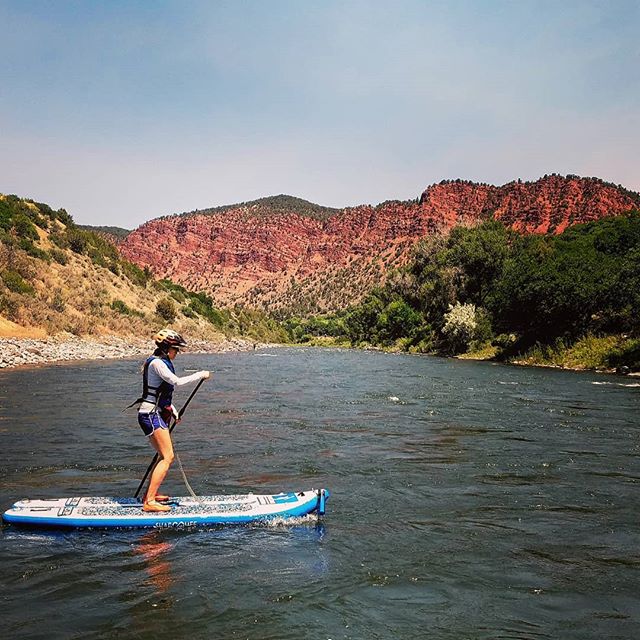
[297,335,639,376]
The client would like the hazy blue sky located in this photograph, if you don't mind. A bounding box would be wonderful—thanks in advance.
[1,0,638,227]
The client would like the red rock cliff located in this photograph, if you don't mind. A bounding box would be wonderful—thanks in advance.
[119,176,639,314]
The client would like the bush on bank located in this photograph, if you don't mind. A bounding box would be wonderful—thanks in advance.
[287,212,640,370]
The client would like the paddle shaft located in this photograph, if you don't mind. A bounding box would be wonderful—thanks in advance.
[133,378,206,499]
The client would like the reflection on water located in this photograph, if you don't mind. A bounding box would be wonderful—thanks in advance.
[0,348,639,639]
[133,531,176,596]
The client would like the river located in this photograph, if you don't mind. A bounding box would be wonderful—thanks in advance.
[1,347,638,639]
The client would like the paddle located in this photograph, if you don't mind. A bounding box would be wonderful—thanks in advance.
[133,378,206,500]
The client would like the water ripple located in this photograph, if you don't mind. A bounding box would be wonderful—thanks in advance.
[1,349,639,639]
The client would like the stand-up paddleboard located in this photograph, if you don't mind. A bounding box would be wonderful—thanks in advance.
[2,489,329,529]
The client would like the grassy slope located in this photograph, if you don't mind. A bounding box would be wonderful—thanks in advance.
[0,195,284,342]
[0,229,221,340]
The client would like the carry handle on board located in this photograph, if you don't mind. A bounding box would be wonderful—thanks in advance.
[133,378,206,500]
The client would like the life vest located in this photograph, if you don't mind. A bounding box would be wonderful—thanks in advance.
[128,355,175,411]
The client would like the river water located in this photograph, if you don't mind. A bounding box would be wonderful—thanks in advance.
[0,347,638,639]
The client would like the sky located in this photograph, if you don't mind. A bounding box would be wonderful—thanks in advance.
[1,0,639,228]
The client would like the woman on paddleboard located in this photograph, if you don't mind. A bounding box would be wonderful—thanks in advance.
[134,328,210,512]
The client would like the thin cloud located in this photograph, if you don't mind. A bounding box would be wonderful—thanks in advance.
[0,0,638,226]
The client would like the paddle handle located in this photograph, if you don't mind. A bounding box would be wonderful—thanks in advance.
[133,377,206,499]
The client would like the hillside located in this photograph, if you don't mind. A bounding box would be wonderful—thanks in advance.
[119,175,640,316]
[78,225,131,242]
[0,194,285,344]
[185,194,340,221]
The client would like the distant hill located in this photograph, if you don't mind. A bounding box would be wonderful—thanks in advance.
[119,175,640,316]
[78,225,131,242]
[180,194,340,221]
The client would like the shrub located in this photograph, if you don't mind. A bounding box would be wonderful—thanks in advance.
[111,299,129,314]
[51,289,66,312]
[88,247,106,267]
[12,213,39,240]
[121,260,150,287]
[1,269,35,295]
[0,200,12,231]
[409,333,436,353]
[55,208,74,226]
[441,302,479,354]
[19,239,50,261]
[0,293,19,318]
[66,316,95,335]
[156,297,177,322]
[111,299,144,317]
[50,248,68,265]
[605,338,640,371]
[185,296,225,328]
[492,333,517,349]
[50,232,70,249]
[171,289,186,303]
[66,229,88,254]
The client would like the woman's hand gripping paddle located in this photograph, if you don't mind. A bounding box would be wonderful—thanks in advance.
[134,378,206,500]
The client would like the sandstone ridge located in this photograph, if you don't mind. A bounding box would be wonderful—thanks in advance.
[119,176,640,315]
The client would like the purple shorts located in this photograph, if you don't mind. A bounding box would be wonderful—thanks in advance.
[138,411,169,437]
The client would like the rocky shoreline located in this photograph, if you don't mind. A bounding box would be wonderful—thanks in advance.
[0,334,263,369]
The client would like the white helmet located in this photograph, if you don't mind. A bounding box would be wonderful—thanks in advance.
[153,328,187,349]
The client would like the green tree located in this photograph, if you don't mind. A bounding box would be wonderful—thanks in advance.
[11,214,39,240]
[443,221,513,306]
[491,212,640,344]
[376,299,423,345]
[344,292,385,344]
[66,229,88,254]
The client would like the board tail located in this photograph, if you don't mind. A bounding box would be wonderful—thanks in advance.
[317,488,329,515]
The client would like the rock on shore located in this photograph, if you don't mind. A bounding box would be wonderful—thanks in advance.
[0,334,262,369]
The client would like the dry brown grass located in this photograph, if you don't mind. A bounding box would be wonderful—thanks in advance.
[0,223,228,343]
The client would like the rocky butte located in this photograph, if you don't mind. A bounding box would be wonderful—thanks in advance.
[119,175,640,315]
